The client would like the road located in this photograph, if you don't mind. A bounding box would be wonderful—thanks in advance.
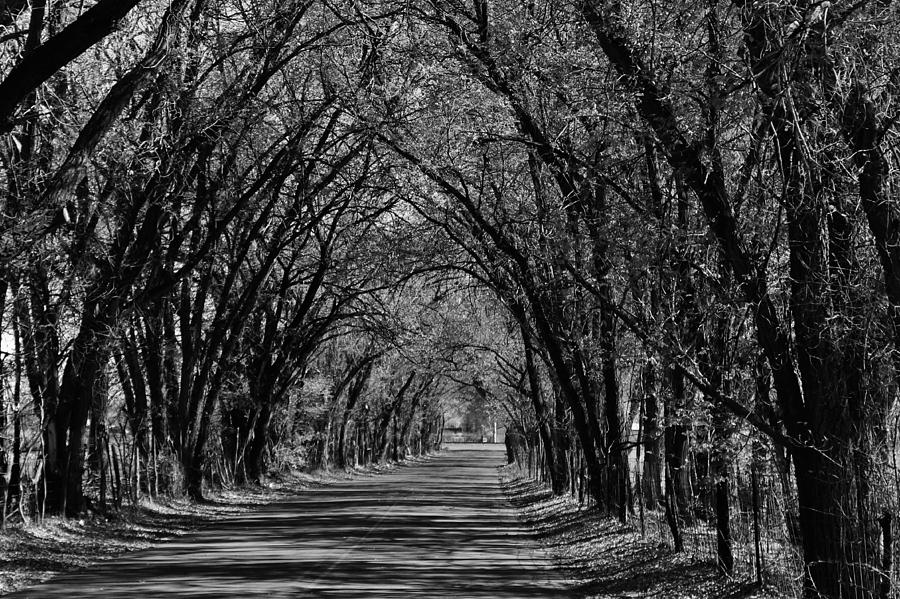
[9,445,569,598]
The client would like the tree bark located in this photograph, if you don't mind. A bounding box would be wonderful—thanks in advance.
[245,399,273,484]
[56,297,117,516]
[519,316,564,494]
[666,369,690,523]
[641,360,661,506]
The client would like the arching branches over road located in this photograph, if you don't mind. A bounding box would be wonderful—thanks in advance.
[3,3,900,598]
[363,2,900,596]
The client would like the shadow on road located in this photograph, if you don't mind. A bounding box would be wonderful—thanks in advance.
[8,448,568,598]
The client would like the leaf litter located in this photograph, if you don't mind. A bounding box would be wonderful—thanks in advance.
[499,465,783,599]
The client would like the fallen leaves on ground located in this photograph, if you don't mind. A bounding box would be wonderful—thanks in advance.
[499,466,785,599]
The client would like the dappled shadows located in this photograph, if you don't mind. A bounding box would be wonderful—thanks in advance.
[0,503,219,583]
[8,447,568,598]
[502,474,771,598]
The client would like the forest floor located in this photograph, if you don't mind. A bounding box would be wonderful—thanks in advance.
[499,467,787,599]
[0,459,412,597]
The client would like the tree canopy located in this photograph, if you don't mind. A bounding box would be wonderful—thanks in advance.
[2,2,900,598]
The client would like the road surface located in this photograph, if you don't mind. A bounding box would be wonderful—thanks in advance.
[9,445,569,597]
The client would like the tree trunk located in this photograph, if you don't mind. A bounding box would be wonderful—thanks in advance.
[600,322,626,523]
[120,331,149,455]
[520,318,563,494]
[246,400,273,484]
[792,446,862,598]
[5,301,23,513]
[398,382,429,460]
[58,312,113,517]
[91,369,109,511]
[714,469,732,575]
[552,392,570,494]
[879,512,892,599]
[375,373,415,464]
[140,301,170,451]
[184,452,205,502]
[666,369,690,521]
[641,360,661,506]
[336,362,373,469]
[585,185,628,523]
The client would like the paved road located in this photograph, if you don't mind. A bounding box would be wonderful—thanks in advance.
[10,445,569,598]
